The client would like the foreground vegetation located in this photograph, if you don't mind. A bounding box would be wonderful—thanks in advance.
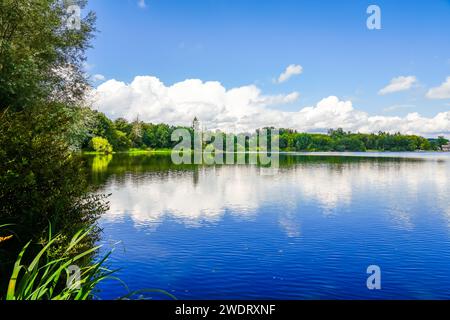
[0,0,175,300]
[1,225,114,300]
[0,0,109,298]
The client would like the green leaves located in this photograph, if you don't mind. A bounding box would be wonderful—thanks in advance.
[0,0,96,112]
[4,227,115,300]
[89,136,113,154]
[0,1,111,300]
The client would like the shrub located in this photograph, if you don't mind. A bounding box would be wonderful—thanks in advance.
[89,137,113,154]
[0,107,109,293]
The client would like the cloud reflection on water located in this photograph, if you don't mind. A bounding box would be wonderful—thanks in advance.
[98,155,450,236]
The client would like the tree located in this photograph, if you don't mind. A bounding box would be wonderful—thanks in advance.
[91,111,115,139]
[143,124,173,149]
[111,130,132,151]
[143,125,157,148]
[278,133,289,149]
[0,0,96,112]
[89,137,113,154]
[0,1,105,293]
[437,136,449,150]
[0,0,100,233]
[294,133,312,151]
[0,0,109,298]
[419,139,432,150]
[310,135,333,151]
[129,118,144,147]
[114,118,132,135]
[156,124,172,148]
[340,137,366,151]
[328,128,347,139]
[0,106,108,294]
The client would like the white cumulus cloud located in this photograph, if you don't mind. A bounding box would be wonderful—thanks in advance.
[426,77,450,99]
[277,64,303,83]
[378,76,417,95]
[91,75,450,136]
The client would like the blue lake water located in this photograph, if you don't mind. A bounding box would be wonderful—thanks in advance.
[87,153,450,299]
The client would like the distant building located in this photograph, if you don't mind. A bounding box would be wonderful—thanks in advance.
[442,143,450,152]
[192,117,200,132]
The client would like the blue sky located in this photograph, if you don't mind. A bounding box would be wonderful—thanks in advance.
[86,0,450,135]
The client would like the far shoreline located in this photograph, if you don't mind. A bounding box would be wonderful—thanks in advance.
[81,149,450,156]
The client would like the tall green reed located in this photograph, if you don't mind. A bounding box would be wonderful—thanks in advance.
[2,226,116,300]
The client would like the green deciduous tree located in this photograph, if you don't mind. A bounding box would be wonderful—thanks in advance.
[89,136,113,154]
[0,0,96,112]
[437,136,449,150]
[0,0,105,292]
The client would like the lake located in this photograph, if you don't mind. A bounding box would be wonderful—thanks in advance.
[86,152,450,299]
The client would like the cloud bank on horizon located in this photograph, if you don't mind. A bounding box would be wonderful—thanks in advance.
[92,75,450,137]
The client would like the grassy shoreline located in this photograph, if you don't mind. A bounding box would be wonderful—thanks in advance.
[82,148,173,155]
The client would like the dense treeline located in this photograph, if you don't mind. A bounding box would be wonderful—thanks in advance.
[81,110,185,151]
[82,111,449,153]
[278,128,448,152]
